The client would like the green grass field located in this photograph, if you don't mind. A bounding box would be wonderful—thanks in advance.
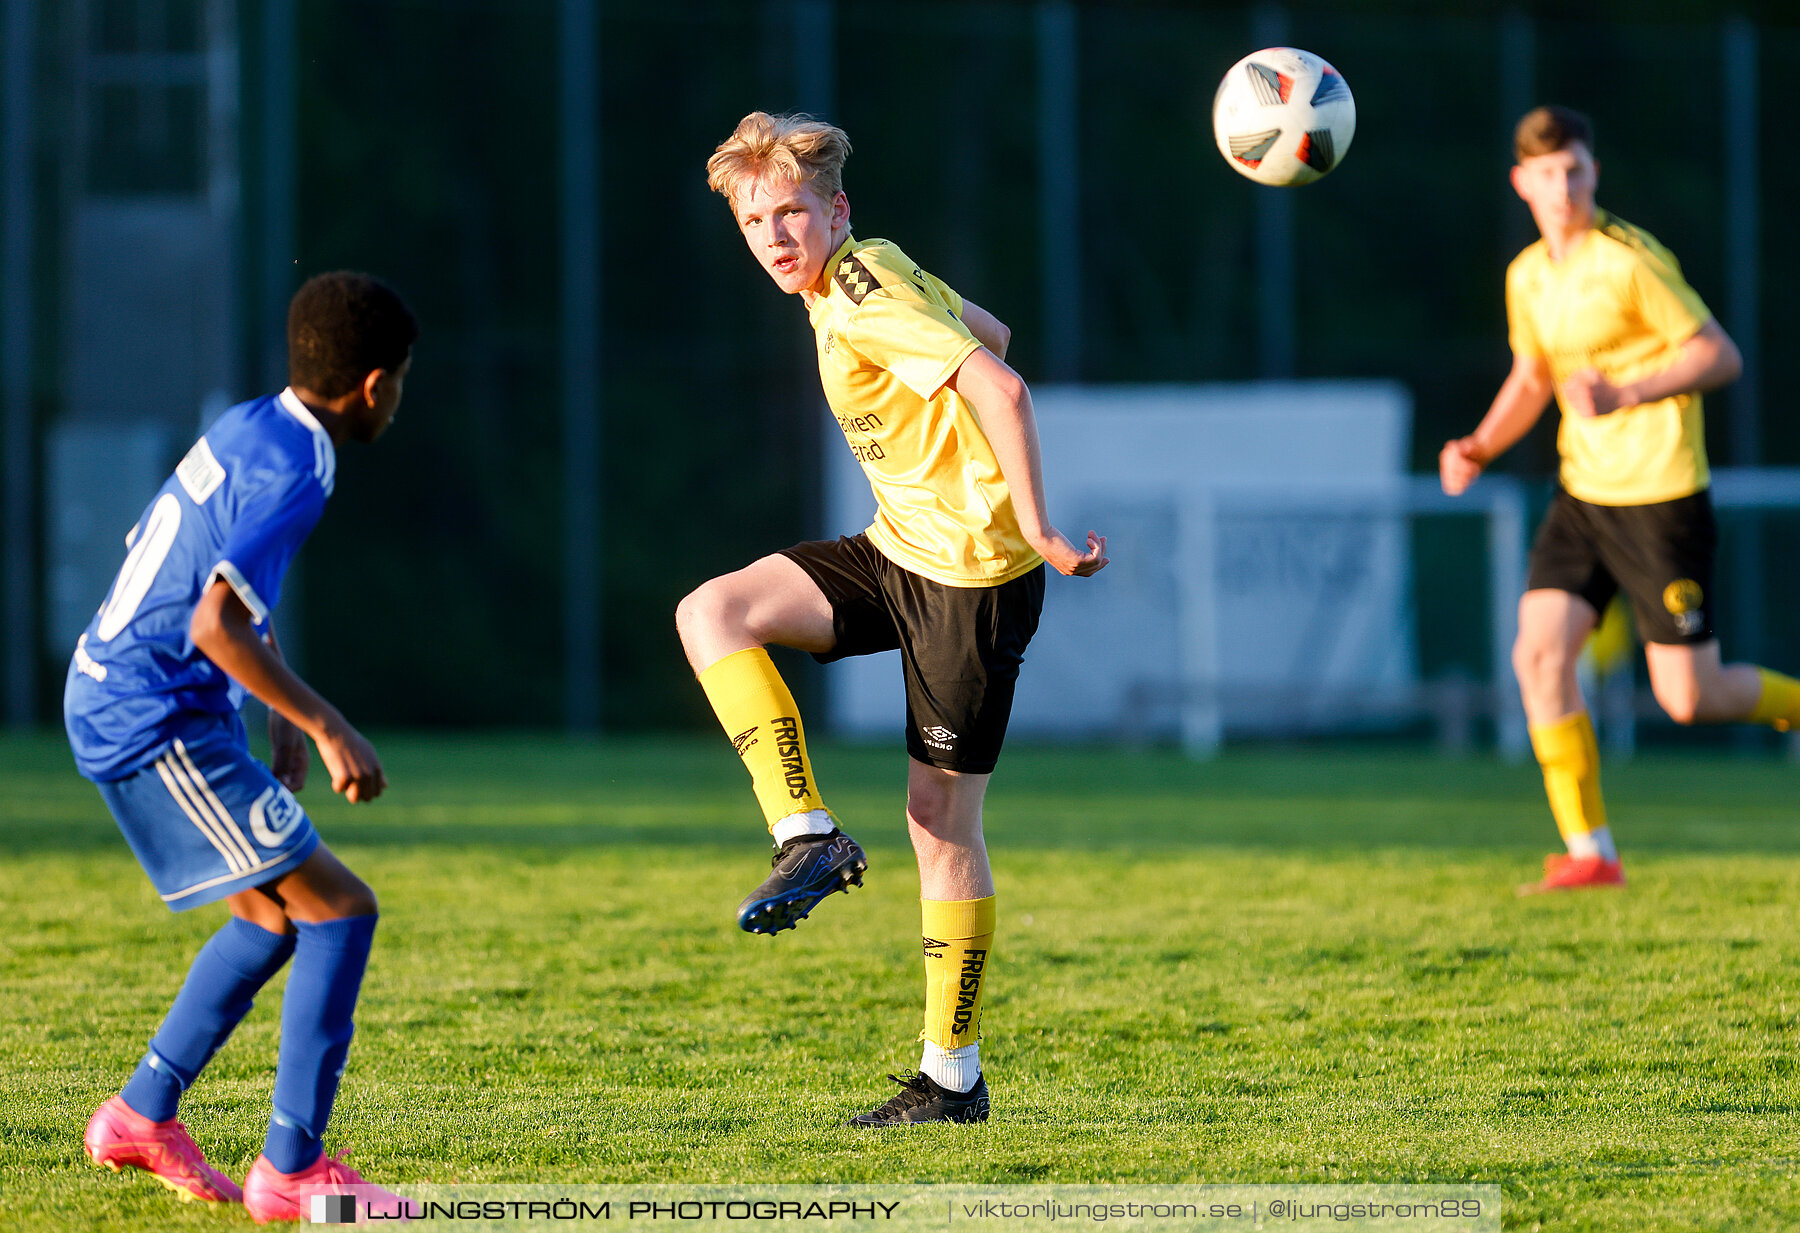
[3,732,1798,1231]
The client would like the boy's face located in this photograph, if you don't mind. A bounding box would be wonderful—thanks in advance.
[731,171,848,296]
[1511,142,1598,236]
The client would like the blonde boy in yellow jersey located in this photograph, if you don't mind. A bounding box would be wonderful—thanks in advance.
[677,112,1107,1124]
[1442,105,1800,893]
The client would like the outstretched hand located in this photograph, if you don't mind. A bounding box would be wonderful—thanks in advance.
[1439,438,1486,496]
[1035,529,1109,577]
[316,721,387,804]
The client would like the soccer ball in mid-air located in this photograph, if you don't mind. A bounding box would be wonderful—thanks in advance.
[1211,46,1355,187]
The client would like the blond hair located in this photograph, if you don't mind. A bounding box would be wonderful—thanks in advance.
[1514,105,1594,161]
[706,111,852,208]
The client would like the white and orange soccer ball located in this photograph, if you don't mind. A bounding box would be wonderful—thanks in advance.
[1211,46,1355,187]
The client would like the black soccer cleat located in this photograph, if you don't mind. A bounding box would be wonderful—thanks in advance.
[848,1072,990,1127]
[736,829,867,935]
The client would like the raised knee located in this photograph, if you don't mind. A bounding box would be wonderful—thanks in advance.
[674,585,710,637]
[676,581,732,641]
[1657,691,1701,726]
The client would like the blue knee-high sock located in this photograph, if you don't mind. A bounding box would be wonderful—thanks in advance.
[264,915,377,1174]
[120,917,296,1122]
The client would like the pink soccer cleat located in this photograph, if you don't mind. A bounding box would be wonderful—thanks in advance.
[84,1094,243,1204]
[243,1150,416,1225]
[1519,852,1626,895]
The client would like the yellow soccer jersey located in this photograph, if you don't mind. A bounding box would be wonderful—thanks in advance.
[1506,210,1713,506]
[807,236,1043,587]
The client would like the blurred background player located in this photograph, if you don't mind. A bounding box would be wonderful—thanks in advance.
[66,272,417,1219]
[1441,106,1800,893]
[678,112,1107,1124]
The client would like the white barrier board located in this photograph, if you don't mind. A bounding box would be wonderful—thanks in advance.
[823,381,1416,750]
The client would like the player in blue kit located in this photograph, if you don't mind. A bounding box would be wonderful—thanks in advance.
[67,272,418,1222]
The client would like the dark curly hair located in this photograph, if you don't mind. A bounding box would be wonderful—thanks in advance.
[287,271,419,398]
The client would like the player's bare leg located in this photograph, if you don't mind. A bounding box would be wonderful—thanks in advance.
[850,763,996,1126]
[1644,636,1800,738]
[226,845,377,929]
[1513,589,1597,726]
[678,554,867,933]
[1643,640,1766,725]
[1513,589,1621,890]
[676,553,836,671]
[906,764,995,901]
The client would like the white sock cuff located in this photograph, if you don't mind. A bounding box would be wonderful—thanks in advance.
[772,809,836,845]
[920,1041,980,1094]
[1588,826,1618,862]
[1566,826,1616,861]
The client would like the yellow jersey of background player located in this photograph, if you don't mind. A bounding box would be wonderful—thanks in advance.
[1441,104,1800,894]
[1506,208,1711,507]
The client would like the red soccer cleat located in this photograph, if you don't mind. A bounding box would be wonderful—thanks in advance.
[84,1095,243,1204]
[1519,852,1626,895]
[243,1150,416,1225]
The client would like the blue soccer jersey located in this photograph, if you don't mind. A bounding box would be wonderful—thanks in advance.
[65,389,335,782]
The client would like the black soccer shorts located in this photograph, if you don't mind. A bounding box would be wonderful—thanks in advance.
[779,533,1045,774]
[1525,486,1718,645]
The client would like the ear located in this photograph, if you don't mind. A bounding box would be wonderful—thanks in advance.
[1508,164,1527,202]
[360,368,386,408]
[830,191,850,230]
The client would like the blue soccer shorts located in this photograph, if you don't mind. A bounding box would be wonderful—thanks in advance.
[96,733,320,912]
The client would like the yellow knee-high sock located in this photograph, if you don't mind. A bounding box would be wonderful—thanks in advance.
[697,648,827,831]
[921,897,996,1049]
[1749,668,1800,732]
[1529,712,1607,844]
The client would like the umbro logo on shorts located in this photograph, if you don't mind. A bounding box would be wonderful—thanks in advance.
[921,725,957,752]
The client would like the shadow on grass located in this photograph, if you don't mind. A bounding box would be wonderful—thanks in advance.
[3,731,1798,857]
